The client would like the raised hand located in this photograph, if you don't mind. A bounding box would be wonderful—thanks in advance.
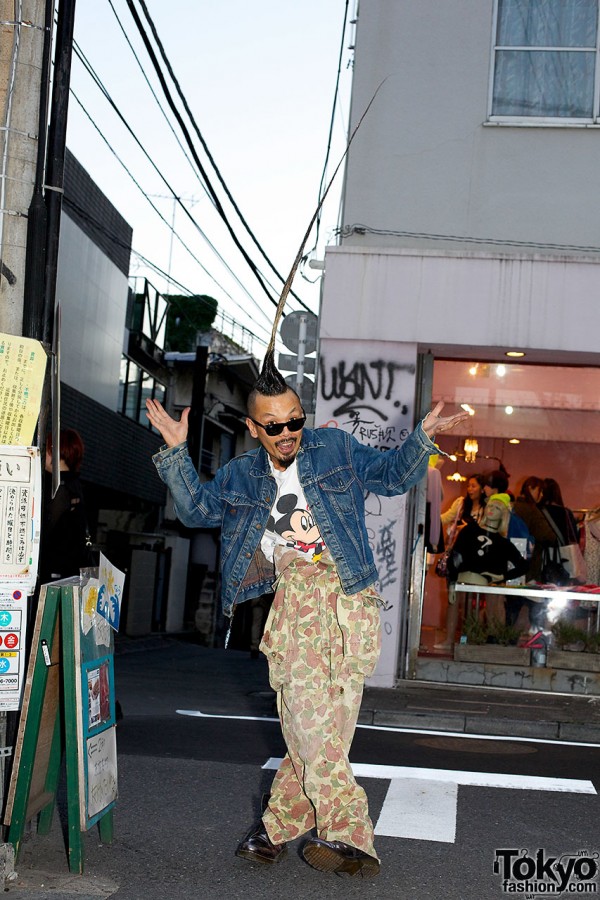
[146,399,190,448]
[422,401,470,440]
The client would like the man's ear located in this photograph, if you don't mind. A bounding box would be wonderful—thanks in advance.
[246,417,259,439]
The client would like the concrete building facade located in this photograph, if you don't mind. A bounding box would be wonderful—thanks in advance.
[315,0,600,688]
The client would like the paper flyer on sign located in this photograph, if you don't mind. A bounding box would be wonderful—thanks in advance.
[0,333,47,446]
[0,446,41,594]
[96,553,124,632]
[86,726,118,819]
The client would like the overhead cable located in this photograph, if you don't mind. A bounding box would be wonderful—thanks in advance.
[70,86,272,327]
[308,0,350,260]
[127,0,312,313]
[124,0,290,312]
[62,191,270,348]
[104,0,214,208]
[70,52,274,329]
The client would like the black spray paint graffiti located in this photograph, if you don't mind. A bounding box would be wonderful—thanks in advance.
[319,358,414,420]
[376,519,398,590]
[346,411,409,449]
[365,496,398,590]
[1,262,17,286]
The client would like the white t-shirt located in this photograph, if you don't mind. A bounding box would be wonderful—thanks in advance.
[261,459,326,563]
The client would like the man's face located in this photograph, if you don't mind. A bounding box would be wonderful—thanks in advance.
[246,389,304,471]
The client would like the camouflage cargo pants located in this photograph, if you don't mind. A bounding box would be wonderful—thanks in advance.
[259,552,381,857]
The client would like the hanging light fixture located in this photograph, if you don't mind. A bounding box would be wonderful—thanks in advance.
[446,471,466,482]
[464,438,478,463]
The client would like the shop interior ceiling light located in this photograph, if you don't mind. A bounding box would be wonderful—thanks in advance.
[464,438,478,463]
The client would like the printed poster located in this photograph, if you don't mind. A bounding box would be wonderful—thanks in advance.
[0,333,47,445]
[96,553,125,632]
[0,588,28,711]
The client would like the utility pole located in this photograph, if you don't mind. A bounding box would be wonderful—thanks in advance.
[0,0,47,335]
[0,1,48,882]
[0,0,77,884]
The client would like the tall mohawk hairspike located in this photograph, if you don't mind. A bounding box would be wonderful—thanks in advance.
[254,348,288,396]
[256,82,387,390]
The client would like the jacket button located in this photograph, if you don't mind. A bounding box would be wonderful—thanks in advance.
[265,495,271,502]
[245,552,251,558]
[255,523,261,529]
[231,509,237,515]
[232,580,239,586]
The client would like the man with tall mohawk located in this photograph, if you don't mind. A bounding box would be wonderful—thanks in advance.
[147,345,466,876]
[146,83,467,877]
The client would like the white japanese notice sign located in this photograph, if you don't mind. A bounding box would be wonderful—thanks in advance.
[0,446,41,594]
[0,332,47,446]
[0,446,41,710]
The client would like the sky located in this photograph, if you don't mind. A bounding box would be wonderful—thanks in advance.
[66,0,356,357]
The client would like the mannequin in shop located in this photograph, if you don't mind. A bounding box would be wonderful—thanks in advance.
[436,494,528,647]
[426,452,445,554]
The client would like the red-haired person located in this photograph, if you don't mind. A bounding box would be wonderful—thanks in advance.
[39,429,90,583]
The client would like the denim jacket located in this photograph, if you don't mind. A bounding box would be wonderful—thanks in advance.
[152,423,436,617]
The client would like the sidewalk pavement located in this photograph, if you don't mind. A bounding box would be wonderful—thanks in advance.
[115,635,600,744]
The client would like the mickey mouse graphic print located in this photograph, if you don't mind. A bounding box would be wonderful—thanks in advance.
[261,459,326,565]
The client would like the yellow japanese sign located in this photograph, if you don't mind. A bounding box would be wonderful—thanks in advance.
[0,333,47,445]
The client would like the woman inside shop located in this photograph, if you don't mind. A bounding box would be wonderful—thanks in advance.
[433,475,486,650]
[441,474,486,531]
[541,478,579,547]
[512,477,557,582]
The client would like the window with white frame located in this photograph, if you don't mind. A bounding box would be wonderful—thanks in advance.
[490,0,600,121]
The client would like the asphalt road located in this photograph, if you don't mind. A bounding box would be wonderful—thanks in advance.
[7,642,600,900]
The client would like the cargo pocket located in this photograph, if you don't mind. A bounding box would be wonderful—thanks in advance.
[259,580,292,691]
[338,589,382,678]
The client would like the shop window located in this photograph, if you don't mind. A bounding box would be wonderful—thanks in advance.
[415,357,600,689]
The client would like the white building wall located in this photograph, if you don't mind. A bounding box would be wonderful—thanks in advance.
[344,0,600,256]
[55,214,129,409]
[321,246,600,365]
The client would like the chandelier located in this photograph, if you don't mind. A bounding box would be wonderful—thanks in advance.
[464,438,478,463]
[446,470,466,482]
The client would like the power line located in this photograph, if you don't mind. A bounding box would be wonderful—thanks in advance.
[69,53,274,330]
[339,223,600,255]
[105,0,215,209]
[126,0,313,313]
[123,0,289,313]
[133,0,312,312]
[62,190,271,348]
[308,0,351,260]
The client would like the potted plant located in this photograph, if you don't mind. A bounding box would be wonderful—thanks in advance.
[454,615,530,665]
[547,618,600,673]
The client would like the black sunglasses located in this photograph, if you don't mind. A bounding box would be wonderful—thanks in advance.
[249,415,306,437]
